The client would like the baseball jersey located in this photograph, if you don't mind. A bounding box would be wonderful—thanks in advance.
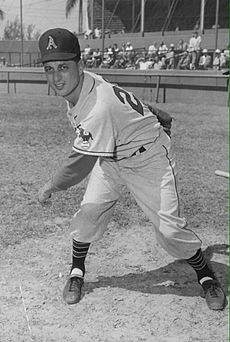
[67,71,161,160]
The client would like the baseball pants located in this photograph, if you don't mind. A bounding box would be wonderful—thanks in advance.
[70,131,202,259]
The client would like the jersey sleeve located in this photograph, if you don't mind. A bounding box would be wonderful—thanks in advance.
[50,152,98,191]
[72,106,117,157]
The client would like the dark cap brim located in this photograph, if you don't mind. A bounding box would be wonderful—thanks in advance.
[40,52,80,63]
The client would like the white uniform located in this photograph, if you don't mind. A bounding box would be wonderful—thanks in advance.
[65,71,201,259]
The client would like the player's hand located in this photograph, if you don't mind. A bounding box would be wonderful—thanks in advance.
[38,181,52,204]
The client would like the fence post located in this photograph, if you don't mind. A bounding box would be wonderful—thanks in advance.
[7,71,10,93]
[155,75,161,103]
[163,87,166,103]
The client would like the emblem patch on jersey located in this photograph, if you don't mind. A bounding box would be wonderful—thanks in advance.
[76,125,93,149]
[46,35,58,50]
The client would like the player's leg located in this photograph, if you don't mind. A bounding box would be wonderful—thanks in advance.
[63,158,122,304]
[123,132,227,310]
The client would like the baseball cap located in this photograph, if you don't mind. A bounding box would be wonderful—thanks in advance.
[202,48,208,53]
[38,28,81,63]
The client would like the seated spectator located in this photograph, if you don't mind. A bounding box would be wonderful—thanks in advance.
[125,41,134,58]
[111,54,128,69]
[198,49,212,70]
[124,42,135,65]
[125,42,134,53]
[223,45,229,60]
[125,62,136,70]
[134,52,145,69]
[212,49,221,70]
[148,41,158,58]
[153,56,166,70]
[91,48,102,67]
[174,40,188,67]
[108,45,115,56]
[136,55,154,70]
[120,43,126,55]
[82,44,92,64]
[176,39,188,53]
[99,48,115,68]
[113,43,120,55]
[158,41,168,56]
[219,50,228,69]
[176,50,192,70]
[165,44,175,69]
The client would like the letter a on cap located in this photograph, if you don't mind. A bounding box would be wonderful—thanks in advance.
[46,35,58,50]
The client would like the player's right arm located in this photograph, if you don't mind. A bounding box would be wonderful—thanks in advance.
[38,152,97,204]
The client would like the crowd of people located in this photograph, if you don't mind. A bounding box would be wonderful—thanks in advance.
[81,31,229,72]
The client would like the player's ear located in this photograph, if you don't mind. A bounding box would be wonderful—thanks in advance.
[78,59,84,75]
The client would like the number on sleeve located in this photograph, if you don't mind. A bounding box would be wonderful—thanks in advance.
[112,86,144,116]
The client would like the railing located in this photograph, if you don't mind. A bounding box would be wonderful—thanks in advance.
[93,68,228,102]
[0,67,48,94]
[0,67,228,103]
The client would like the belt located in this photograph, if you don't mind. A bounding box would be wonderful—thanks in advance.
[131,146,146,157]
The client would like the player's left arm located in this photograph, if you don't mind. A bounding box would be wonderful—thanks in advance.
[146,104,172,137]
[38,152,97,204]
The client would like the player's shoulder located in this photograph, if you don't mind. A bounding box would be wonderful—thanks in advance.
[84,70,115,98]
[84,70,110,86]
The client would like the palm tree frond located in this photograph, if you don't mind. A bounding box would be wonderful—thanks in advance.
[66,0,78,18]
[0,9,5,20]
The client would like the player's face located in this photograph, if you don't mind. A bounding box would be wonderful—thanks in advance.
[43,60,83,101]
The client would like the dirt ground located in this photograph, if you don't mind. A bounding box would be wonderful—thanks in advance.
[0,95,228,342]
[1,223,228,342]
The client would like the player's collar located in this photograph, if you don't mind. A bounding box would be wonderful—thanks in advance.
[67,72,95,112]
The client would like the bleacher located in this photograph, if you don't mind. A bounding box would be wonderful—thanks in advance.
[0,0,228,67]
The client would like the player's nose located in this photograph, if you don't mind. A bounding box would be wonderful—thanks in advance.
[53,70,62,82]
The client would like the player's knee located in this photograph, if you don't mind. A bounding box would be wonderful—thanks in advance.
[70,203,110,242]
[157,214,187,240]
[71,203,99,227]
[70,205,98,241]
[158,225,178,241]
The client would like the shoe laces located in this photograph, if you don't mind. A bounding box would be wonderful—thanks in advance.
[207,283,220,298]
[203,280,220,298]
[69,277,82,292]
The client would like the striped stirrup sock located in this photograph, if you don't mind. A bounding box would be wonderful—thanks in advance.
[71,240,90,277]
[186,248,215,284]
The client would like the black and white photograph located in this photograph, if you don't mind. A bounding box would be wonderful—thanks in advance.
[0,1,228,341]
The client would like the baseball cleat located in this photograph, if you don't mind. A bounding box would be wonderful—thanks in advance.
[202,279,227,310]
[63,276,84,305]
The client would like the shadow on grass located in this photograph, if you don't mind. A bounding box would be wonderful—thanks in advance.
[84,244,229,298]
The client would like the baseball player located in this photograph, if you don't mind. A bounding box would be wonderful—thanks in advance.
[38,28,227,310]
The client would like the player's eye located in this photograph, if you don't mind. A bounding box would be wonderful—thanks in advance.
[58,64,68,71]
[44,66,53,73]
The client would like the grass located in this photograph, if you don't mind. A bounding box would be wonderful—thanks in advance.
[0,94,228,249]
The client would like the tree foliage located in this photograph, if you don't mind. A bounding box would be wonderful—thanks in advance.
[3,17,41,40]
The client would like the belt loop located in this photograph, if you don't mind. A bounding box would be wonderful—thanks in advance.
[132,145,146,157]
